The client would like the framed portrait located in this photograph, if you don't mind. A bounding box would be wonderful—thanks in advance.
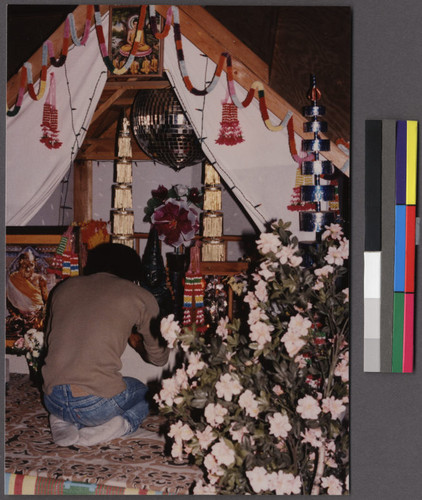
[109,5,163,79]
[5,228,66,350]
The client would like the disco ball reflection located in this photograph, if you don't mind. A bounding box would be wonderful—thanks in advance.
[131,88,205,170]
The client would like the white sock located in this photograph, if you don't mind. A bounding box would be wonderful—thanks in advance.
[76,416,131,447]
[49,414,79,447]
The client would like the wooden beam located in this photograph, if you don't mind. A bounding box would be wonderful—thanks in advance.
[7,4,109,109]
[73,159,92,222]
[154,5,348,170]
[76,139,150,161]
[90,88,127,126]
[104,80,171,90]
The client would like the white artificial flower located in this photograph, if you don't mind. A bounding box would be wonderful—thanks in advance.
[268,412,292,438]
[272,384,284,396]
[203,453,224,477]
[321,475,343,495]
[229,423,249,442]
[174,184,189,197]
[158,377,180,406]
[216,316,229,339]
[196,426,216,449]
[246,467,270,493]
[247,307,268,326]
[192,480,217,495]
[321,396,347,420]
[300,427,323,448]
[322,223,343,241]
[289,254,303,267]
[276,244,295,265]
[249,321,274,348]
[256,232,281,254]
[239,389,260,418]
[244,291,259,309]
[281,329,307,357]
[314,264,334,277]
[175,368,189,390]
[171,440,183,460]
[254,279,268,302]
[342,287,349,303]
[186,352,206,378]
[204,403,228,427]
[160,314,181,348]
[334,358,349,382]
[297,395,321,420]
[288,314,312,336]
[168,421,194,444]
[325,245,345,266]
[258,261,275,280]
[211,439,236,466]
[215,373,242,402]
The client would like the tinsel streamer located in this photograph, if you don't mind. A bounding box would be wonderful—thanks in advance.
[113,186,133,210]
[203,213,223,237]
[6,66,27,117]
[216,95,244,146]
[40,72,63,150]
[202,239,226,262]
[287,116,314,165]
[112,211,134,235]
[115,161,133,183]
[203,187,222,211]
[46,16,70,68]
[204,162,221,185]
[24,43,48,101]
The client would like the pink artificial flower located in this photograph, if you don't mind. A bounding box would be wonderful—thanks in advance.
[300,427,323,448]
[239,389,260,418]
[186,352,206,378]
[281,330,307,357]
[160,314,181,348]
[216,316,229,339]
[254,280,268,302]
[192,480,217,495]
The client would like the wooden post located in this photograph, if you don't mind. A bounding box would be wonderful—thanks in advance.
[73,159,92,223]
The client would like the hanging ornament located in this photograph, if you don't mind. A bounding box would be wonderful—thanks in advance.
[40,73,62,150]
[216,93,244,146]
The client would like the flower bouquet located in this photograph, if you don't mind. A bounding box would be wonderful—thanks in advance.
[155,220,349,495]
[144,184,203,248]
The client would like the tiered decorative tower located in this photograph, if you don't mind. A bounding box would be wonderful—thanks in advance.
[111,116,135,248]
[201,161,226,261]
[299,75,336,241]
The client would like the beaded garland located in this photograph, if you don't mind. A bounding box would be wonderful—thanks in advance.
[8,3,298,138]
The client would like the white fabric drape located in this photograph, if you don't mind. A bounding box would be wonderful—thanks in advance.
[6,14,109,226]
[163,25,324,237]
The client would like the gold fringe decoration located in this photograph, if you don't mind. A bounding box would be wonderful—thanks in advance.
[113,185,133,209]
[115,161,133,184]
[203,187,222,211]
[204,162,221,185]
[203,212,223,237]
[202,239,226,262]
[112,210,134,236]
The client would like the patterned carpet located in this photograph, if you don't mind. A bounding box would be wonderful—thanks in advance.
[5,373,202,494]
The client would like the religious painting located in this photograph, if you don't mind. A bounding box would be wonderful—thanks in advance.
[109,5,163,79]
[5,233,63,351]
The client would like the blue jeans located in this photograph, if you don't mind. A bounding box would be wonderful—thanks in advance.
[43,377,149,434]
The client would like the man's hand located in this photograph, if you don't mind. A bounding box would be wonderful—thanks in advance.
[128,332,149,361]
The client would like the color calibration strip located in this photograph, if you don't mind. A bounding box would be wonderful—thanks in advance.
[364,120,418,373]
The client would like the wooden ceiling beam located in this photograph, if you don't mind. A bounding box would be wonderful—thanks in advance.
[76,137,149,161]
[90,88,126,126]
[154,5,348,170]
[7,5,109,109]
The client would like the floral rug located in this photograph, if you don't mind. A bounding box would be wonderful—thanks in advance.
[5,373,202,495]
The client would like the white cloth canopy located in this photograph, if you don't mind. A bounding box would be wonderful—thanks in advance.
[6,15,108,226]
[6,10,334,239]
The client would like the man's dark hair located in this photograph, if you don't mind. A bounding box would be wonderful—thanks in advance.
[84,243,142,282]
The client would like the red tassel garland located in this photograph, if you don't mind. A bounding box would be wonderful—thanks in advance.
[40,72,62,150]
[216,101,244,146]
